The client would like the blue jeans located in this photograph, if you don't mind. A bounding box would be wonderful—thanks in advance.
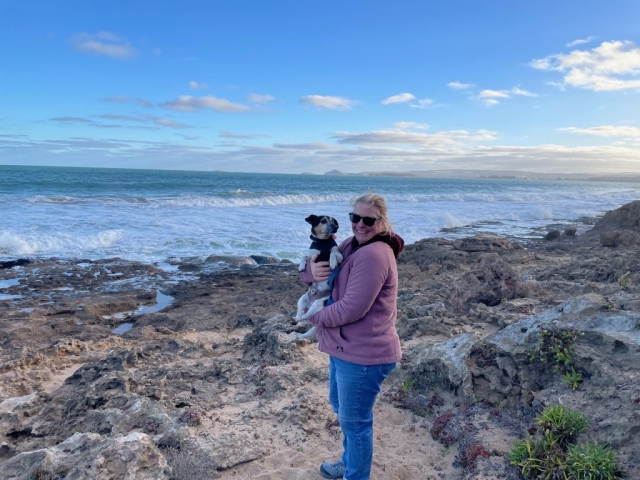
[329,356,396,480]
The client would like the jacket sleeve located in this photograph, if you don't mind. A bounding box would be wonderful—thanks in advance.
[300,261,314,286]
[308,244,390,329]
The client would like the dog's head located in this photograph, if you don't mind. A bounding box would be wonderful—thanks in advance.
[305,215,339,239]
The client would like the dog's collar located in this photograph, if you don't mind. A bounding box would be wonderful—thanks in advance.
[310,234,336,242]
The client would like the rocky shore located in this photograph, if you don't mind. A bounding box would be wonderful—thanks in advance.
[0,201,639,479]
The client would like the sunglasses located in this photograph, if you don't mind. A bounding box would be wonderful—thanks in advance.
[349,212,378,226]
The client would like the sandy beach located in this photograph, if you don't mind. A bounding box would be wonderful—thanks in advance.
[0,202,639,479]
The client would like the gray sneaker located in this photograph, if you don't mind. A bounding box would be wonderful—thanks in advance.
[320,460,345,479]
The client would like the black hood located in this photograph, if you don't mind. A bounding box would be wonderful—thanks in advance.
[351,232,405,259]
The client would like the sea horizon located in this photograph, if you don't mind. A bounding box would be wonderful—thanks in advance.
[2,164,640,264]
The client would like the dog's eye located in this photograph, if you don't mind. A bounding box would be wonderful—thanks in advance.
[320,218,327,223]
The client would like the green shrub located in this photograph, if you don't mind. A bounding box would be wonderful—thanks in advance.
[528,328,579,373]
[563,368,583,390]
[565,442,617,480]
[509,433,565,480]
[509,405,623,480]
[536,405,588,447]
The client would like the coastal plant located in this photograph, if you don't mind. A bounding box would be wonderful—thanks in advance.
[536,405,588,447]
[565,442,618,480]
[509,405,624,480]
[563,368,583,390]
[401,378,416,393]
[460,442,491,469]
[528,328,578,371]
[528,327,586,389]
[618,271,632,289]
[509,433,565,480]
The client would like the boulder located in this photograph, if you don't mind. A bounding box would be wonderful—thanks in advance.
[0,432,171,480]
[204,255,258,267]
[452,234,515,252]
[399,238,467,272]
[448,253,529,313]
[543,230,561,241]
[590,200,640,232]
[600,229,640,247]
[410,334,476,400]
[243,314,307,364]
[249,255,280,265]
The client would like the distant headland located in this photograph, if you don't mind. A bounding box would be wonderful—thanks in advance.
[320,169,640,182]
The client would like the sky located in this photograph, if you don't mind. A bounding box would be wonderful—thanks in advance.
[1,0,640,174]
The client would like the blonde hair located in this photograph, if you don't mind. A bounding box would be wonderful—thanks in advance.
[351,193,393,235]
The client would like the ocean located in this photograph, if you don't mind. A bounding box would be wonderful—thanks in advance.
[2,165,639,264]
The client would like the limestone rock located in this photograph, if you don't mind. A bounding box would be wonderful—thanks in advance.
[204,255,258,267]
[543,230,561,241]
[0,432,171,480]
[448,253,529,313]
[410,334,476,400]
[590,200,640,232]
[452,234,515,252]
[243,314,306,364]
[600,229,640,247]
[209,432,266,470]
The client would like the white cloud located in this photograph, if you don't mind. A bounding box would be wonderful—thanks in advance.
[477,90,510,106]
[567,36,596,48]
[511,87,537,97]
[482,99,500,107]
[4,133,640,174]
[479,90,511,99]
[299,95,357,110]
[475,87,537,106]
[409,99,433,109]
[382,93,433,108]
[561,125,640,137]
[189,81,209,90]
[448,81,472,90]
[333,127,497,148]
[530,40,640,91]
[381,93,416,104]
[545,81,566,91]
[71,32,138,59]
[246,93,276,103]
[161,95,250,112]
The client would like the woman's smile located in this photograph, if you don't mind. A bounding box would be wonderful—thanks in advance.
[351,203,383,243]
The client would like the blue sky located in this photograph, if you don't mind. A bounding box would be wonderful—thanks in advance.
[1,0,640,174]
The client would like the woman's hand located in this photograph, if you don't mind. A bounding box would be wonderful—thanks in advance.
[310,254,331,282]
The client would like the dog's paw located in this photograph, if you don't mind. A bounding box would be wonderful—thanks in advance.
[329,253,343,270]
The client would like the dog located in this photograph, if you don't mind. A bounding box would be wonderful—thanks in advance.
[294,214,343,340]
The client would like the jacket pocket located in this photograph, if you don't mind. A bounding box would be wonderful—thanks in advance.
[338,326,348,342]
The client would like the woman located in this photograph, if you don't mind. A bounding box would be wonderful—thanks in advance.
[301,193,404,480]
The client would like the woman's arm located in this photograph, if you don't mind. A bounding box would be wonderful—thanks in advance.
[300,237,351,285]
[300,254,331,285]
[308,244,390,329]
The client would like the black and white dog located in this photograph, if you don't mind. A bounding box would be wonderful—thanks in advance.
[294,214,343,340]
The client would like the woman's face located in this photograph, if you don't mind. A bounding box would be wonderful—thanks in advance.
[351,202,383,244]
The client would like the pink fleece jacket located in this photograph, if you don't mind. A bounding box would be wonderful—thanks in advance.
[301,236,402,366]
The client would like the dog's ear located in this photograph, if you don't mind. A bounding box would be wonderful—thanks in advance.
[305,215,318,225]
[334,218,339,229]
